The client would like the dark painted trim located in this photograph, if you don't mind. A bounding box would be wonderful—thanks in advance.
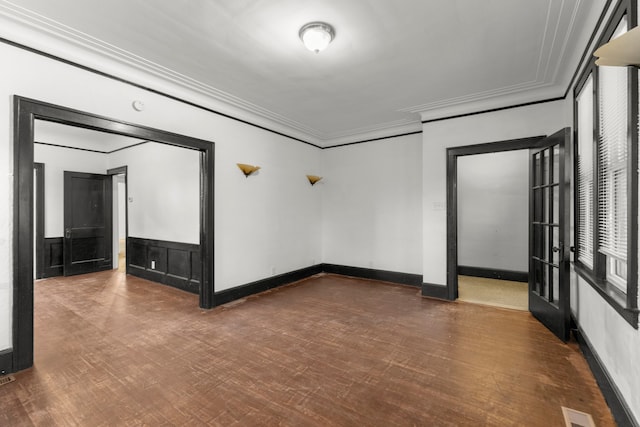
[574,263,639,328]
[571,0,639,328]
[35,141,109,154]
[107,166,128,273]
[457,265,528,283]
[322,131,422,149]
[446,135,547,302]
[107,166,127,175]
[421,283,452,300]
[107,141,150,154]
[34,163,44,280]
[42,237,63,278]
[214,264,423,307]
[575,326,639,427]
[0,349,12,375]
[562,0,617,99]
[214,265,323,306]
[13,96,35,372]
[13,96,215,374]
[127,237,201,294]
[0,37,319,148]
[35,140,151,154]
[422,98,565,125]
[321,264,422,287]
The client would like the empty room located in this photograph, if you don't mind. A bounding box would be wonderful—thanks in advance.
[0,1,639,426]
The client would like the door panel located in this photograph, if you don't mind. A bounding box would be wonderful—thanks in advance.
[529,129,571,341]
[64,171,113,276]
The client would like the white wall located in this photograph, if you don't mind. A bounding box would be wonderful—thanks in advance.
[33,144,108,238]
[457,150,529,272]
[322,134,422,274]
[107,142,200,244]
[117,177,126,239]
[0,40,322,351]
[564,2,640,422]
[421,100,569,287]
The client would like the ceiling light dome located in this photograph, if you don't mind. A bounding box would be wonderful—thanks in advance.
[299,22,335,53]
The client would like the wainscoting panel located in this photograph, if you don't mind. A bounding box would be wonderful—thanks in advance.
[127,237,200,294]
[0,349,12,375]
[43,237,64,278]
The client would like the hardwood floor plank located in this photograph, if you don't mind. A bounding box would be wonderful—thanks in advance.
[0,272,615,426]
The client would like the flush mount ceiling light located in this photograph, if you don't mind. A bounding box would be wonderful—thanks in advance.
[299,22,335,53]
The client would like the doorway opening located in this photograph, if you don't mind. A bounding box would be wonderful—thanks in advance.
[12,96,215,373]
[109,167,128,273]
[456,149,530,311]
[445,130,572,342]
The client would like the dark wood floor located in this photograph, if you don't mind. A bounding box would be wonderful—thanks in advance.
[0,271,614,426]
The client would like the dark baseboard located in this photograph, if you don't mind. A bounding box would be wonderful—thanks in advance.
[42,237,63,278]
[457,265,528,283]
[421,282,452,300]
[574,326,639,427]
[0,349,12,375]
[127,237,200,294]
[214,265,323,306]
[321,264,422,287]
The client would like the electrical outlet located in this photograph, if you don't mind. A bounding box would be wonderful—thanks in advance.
[271,266,276,275]
[151,260,156,269]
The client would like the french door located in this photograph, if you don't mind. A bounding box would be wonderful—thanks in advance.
[529,128,571,342]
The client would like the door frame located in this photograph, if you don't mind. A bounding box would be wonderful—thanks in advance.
[13,96,215,372]
[444,135,547,301]
[107,166,128,273]
[34,162,45,280]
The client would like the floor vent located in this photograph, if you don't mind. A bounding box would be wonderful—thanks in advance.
[0,375,16,387]
[562,407,596,427]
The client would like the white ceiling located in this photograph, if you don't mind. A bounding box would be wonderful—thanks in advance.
[1,1,604,146]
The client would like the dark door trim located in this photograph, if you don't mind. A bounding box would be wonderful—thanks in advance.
[34,162,44,280]
[107,166,128,273]
[13,96,215,372]
[446,135,547,301]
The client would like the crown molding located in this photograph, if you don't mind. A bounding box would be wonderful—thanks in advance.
[418,83,566,123]
[0,0,586,148]
[0,2,326,141]
[322,120,422,147]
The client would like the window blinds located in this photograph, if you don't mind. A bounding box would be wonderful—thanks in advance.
[598,16,629,263]
[577,75,594,268]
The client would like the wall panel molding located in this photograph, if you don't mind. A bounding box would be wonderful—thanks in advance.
[42,237,63,278]
[0,349,12,375]
[127,237,200,294]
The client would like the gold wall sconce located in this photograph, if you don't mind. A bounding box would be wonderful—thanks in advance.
[237,163,261,177]
[306,175,323,186]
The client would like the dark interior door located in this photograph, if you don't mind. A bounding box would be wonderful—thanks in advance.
[64,171,113,276]
[529,128,571,341]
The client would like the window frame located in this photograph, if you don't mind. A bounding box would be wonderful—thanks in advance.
[573,0,639,328]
